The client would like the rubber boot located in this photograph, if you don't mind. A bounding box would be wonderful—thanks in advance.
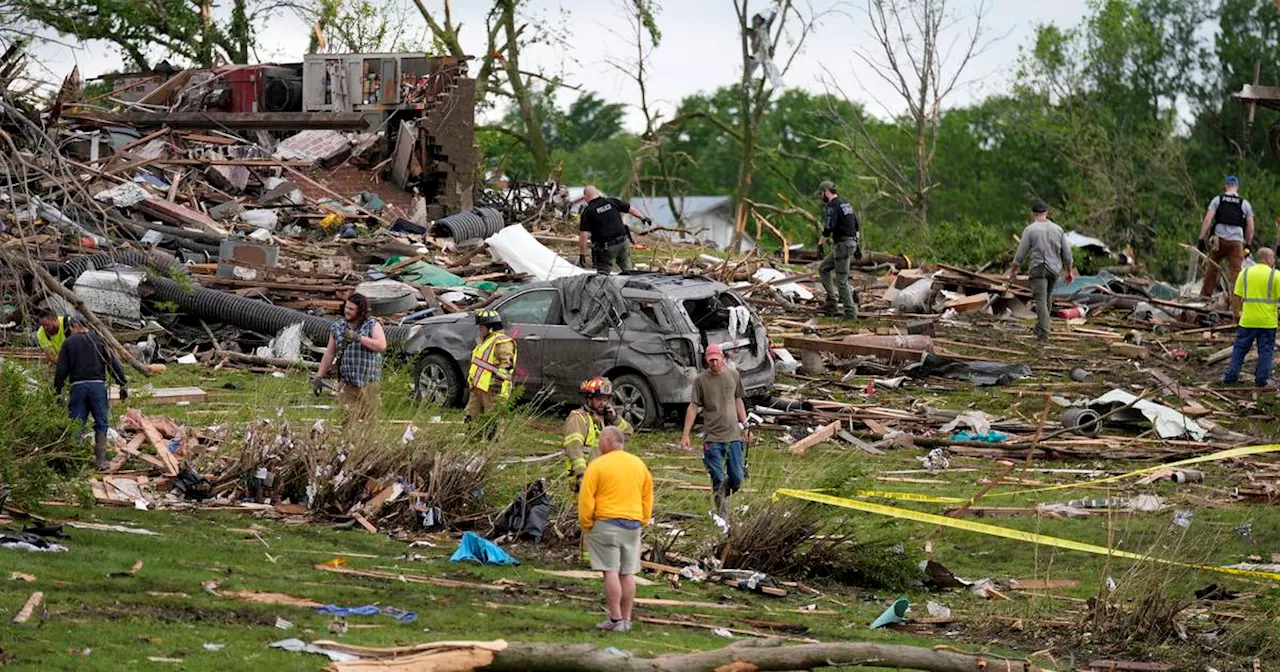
[94,431,109,470]
[843,304,859,321]
[823,301,839,317]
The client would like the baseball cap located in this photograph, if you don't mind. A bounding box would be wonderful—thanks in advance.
[1225,174,1240,186]
[705,343,724,362]
[1030,200,1049,213]
[815,180,836,196]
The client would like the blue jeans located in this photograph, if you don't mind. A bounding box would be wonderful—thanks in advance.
[703,440,745,495]
[1224,327,1276,386]
[68,381,110,434]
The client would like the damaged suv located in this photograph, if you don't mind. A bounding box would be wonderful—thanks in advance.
[405,273,774,428]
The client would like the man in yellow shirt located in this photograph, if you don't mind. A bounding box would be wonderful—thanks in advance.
[1224,247,1280,388]
[578,426,653,632]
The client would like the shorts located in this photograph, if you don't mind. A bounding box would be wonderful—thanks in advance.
[586,522,641,575]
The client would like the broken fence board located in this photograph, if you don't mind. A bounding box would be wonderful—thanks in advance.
[790,421,841,455]
[12,591,42,624]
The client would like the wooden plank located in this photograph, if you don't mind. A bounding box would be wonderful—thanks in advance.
[313,564,510,592]
[11,591,42,624]
[138,416,179,476]
[635,616,817,643]
[943,292,990,313]
[110,386,206,405]
[1010,579,1079,590]
[789,420,841,455]
[352,512,378,534]
[117,436,170,472]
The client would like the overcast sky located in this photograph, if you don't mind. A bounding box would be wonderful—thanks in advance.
[31,0,1091,128]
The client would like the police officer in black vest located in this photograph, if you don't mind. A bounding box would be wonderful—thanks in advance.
[816,180,861,319]
[1197,174,1255,298]
[577,185,651,274]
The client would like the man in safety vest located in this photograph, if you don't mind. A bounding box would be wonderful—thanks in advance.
[563,377,634,490]
[36,310,71,364]
[465,309,517,424]
[1223,247,1280,388]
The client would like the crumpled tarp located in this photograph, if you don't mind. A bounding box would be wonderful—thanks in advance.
[380,258,498,292]
[269,638,359,662]
[490,480,552,543]
[450,531,519,566]
[314,604,417,623]
[910,354,1031,386]
[1088,389,1207,441]
[552,274,628,338]
[486,225,590,281]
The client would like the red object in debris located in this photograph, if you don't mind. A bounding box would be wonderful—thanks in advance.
[1055,306,1085,319]
[1171,349,1190,360]
[864,381,876,396]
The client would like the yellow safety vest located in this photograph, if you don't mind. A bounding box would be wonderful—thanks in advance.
[1238,264,1280,329]
[37,316,68,358]
[563,408,634,475]
[467,331,516,396]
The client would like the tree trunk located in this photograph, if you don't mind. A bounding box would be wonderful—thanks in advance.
[328,639,1040,672]
[912,1,934,229]
[499,0,550,180]
[228,0,251,63]
[1,249,151,378]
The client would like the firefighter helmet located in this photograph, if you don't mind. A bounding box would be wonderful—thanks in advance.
[580,376,613,397]
[474,309,503,328]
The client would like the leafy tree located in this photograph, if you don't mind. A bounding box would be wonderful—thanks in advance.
[15,0,260,69]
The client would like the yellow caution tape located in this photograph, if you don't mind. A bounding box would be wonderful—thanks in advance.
[856,489,966,504]
[857,444,1280,505]
[777,488,1280,582]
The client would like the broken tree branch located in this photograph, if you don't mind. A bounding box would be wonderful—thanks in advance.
[0,247,151,377]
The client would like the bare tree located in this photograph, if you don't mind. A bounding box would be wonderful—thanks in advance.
[603,0,691,223]
[293,0,421,53]
[414,0,575,181]
[841,0,995,227]
[727,0,825,251]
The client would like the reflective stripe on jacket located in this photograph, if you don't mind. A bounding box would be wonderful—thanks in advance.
[467,331,516,396]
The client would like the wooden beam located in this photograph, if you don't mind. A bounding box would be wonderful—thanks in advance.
[790,421,841,455]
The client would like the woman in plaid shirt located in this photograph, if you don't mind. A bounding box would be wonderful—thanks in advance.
[318,294,387,425]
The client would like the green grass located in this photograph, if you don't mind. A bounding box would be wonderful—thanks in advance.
[3,313,1279,670]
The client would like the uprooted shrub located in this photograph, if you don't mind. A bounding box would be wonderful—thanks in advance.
[716,500,919,590]
[0,360,83,507]
[224,419,492,529]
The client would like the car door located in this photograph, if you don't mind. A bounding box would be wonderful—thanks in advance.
[494,288,559,396]
[539,293,622,404]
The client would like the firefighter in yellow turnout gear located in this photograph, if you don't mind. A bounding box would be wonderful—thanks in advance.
[464,310,517,423]
[563,377,634,490]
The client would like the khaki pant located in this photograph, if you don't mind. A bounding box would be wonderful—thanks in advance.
[464,386,498,420]
[1202,238,1245,298]
[339,381,381,427]
[586,522,642,575]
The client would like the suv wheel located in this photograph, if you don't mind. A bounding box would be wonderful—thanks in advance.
[613,373,659,429]
[413,353,463,407]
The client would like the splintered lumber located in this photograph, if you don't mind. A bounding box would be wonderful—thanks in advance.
[325,640,1038,672]
[313,564,511,592]
[943,292,990,313]
[11,591,42,624]
[138,415,180,476]
[533,569,657,587]
[790,421,841,455]
[1010,579,1079,590]
[109,386,206,405]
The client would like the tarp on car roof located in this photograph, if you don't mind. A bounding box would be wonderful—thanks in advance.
[553,273,628,338]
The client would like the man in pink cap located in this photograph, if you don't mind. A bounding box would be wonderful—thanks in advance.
[679,343,749,517]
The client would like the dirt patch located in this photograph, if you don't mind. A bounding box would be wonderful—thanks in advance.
[74,602,278,627]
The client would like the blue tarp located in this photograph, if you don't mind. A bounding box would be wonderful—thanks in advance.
[313,604,418,623]
[449,531,519,566]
